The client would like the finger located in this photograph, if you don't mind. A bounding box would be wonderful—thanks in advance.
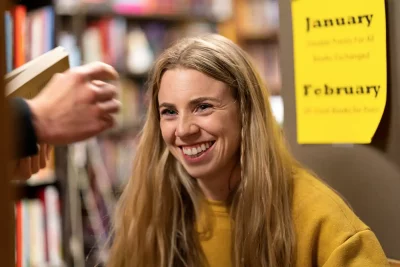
[16,158,32,180]
[86,115,115,138]
[90,82,118,102]
[91,80,111,87]
[78,62,119,81]
[39,144,47,169]
[31,153,40,175]
[46,145,52,161]
[104,115,116,129]
[98,114,116,132]
[97,99,121,114]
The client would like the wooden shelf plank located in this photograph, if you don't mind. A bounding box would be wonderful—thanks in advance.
[17,0,53,11]
[239,28,279,42]
[56,3,219,23]
[268,83,281,96]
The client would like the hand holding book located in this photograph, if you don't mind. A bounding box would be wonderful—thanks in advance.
[26,61,121,145]
[6,47,121,163]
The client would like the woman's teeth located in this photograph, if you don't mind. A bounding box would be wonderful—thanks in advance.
[182,142,213,157]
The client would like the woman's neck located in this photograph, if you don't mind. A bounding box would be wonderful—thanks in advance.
[197,162,241,202]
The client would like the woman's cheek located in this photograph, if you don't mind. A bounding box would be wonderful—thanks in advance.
[160,121,176,144]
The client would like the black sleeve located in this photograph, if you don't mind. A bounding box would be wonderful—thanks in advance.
[9,97,39,158]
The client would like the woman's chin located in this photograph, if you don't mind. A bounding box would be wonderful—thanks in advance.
[182,165,213,180]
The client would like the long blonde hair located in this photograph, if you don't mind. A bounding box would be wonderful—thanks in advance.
[107,34,299,267]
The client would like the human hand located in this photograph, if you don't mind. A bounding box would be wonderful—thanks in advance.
[14,144,51,180]
[26,62,121,145]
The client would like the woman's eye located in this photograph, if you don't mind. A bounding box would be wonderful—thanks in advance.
[161,109,176,116]
[196,103,212,112]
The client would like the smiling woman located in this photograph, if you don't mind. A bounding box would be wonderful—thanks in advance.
[106,34,390,267]
[158,69,241,200]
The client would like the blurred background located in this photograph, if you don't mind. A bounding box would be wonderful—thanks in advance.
[7,0,282,266]
[5,0,400,266]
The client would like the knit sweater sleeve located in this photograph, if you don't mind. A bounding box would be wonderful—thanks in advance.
[292,171,390,267]
[322,229,390,267]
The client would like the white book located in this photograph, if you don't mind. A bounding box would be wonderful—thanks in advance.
[82,27,102,64]
[45,186,62,266]
[28,199,46,266]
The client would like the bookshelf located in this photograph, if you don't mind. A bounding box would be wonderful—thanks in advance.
[4,1,67,267]
[218,0,283,126]
[50,1,285,264]
[224,0,283,126]
[57,5,219,23]
[233,0,281,97]
[51,1,231,266]
[4,1,281,266]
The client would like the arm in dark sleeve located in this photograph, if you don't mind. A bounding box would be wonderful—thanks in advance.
[9,97,38,158]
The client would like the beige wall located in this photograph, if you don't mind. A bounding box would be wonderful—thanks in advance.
[278,0,400,259]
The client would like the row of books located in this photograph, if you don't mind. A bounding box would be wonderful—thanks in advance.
[52,2,220,264]
[4,3,66,267]
[4,5,55,73]
[3,1,280,267]
[15,186,63,267]
[55,0,233,20]
[238,0,279,35]
[69,138,127,266]
[113,78,144,131]
[58,17,215,74]
[98,133,140,192]
[54,4,219,263]
[244,42,282,96]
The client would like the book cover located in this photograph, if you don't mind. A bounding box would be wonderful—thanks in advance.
[5,46,70,99]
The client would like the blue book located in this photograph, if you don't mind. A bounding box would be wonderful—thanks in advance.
[4,11,13,73]
[45,6,55,51]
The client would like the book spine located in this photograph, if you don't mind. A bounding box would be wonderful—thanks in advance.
[4,11,13,73]
[22,200,30,267]
[45,186,62,266]
[45,6,55,51]
[12,5,27,68]
[15,201,23,267]
[28,199,46,266]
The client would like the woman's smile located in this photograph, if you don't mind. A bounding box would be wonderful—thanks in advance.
[179,141,216,163]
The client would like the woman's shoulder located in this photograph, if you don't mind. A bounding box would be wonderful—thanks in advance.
[292,169,367,232]
[291,170,390,267]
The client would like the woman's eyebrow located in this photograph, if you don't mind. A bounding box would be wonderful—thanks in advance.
[189,97,221,105]
[158,97,221,109]
[159,102,175,109]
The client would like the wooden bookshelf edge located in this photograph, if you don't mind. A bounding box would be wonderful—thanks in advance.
[55,3,222,23]
[239,28,279,42]
[2,0,16,266]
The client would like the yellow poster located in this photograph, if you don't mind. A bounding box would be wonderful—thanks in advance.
[291,0,387,144]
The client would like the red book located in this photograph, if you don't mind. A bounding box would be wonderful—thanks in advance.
[15,201,23,267]
[11,5,27,68]
[98,19,112,64]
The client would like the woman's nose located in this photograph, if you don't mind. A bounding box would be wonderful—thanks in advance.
[175,114,200,138]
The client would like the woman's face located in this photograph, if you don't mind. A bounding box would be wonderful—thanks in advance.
[158,68,241,180]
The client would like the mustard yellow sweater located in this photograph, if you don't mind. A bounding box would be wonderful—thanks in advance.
[199,172,390,267]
